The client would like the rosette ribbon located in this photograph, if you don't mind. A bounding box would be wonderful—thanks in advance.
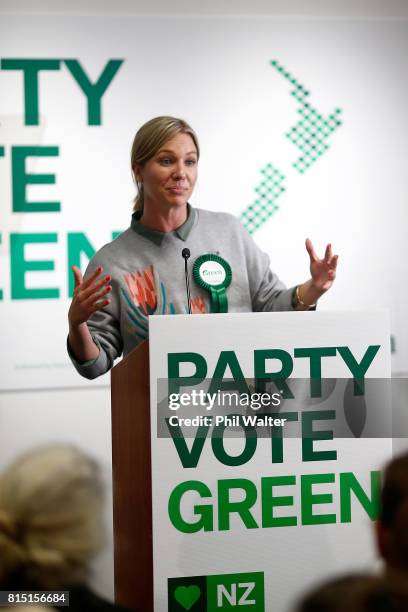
[192,254,232,313]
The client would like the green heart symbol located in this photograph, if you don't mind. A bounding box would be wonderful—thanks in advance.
[174,585,201,610]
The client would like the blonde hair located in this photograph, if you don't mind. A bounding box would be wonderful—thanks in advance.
[0,445,104,589]
[130,116,200,212]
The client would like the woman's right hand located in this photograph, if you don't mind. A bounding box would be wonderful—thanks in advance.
[68,265,112,327]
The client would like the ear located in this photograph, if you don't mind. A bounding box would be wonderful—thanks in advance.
[374,520,388,560]
[133,164,143,183]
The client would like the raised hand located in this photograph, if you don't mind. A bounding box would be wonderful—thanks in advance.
[68,265,112,327]
[305,238,338,293]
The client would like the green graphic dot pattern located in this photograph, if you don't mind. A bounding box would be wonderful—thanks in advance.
[240,60,343,234]
[240,163,285,234]
[271,59,342,173]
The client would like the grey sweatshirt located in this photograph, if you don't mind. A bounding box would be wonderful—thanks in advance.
[68,206,295,379]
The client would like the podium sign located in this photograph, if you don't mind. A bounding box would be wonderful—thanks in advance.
[149,311,391,612]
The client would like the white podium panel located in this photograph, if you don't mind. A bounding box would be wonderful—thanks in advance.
[149,311,391,612]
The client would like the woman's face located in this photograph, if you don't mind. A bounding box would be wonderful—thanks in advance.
[136,132,198,211]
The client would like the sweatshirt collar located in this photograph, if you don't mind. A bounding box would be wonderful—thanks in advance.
[131,204,196,246]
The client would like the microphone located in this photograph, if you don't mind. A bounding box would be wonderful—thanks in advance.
[182,248,192,314]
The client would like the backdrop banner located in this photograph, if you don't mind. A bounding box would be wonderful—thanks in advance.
[1,16,407,390]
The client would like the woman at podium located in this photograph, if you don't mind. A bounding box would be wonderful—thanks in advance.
[67,116,338,379]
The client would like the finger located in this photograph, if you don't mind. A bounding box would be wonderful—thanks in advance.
[329,254,339,270]
[87,285,112,307]
[72,265,83,288]
[90,298,111,313]
[82,266,104,290]
[305,238,318,262]
[81,275,111,300]
[324,244,332,263]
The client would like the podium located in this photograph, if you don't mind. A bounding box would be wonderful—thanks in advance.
[111,340,153,611]
[111,311,391,612]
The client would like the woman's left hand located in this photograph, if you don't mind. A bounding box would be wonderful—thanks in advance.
[306,238,338,293]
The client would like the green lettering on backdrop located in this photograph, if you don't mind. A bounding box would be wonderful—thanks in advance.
[301,473,336,525]
[64,59,123,125]
[168,480,213,533]
[261,476,297,527]
[12,146,60,212]
[68,231,122,296]
[337,345,380,395]
[302,410,337,462]
[1,59,60,125]
[340,471,380,522]
[10,233,59,299]
[218,479,258,530]
[67,233,96,296]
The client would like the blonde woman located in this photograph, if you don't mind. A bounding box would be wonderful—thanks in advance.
[67,116,338,379]
[0,445,131,611]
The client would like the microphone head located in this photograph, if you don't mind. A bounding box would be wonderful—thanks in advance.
[182,248,191,259]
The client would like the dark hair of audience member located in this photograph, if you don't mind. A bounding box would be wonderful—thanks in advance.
[377,451,408,570]
[296,573,373,612]
[296,573,408,612]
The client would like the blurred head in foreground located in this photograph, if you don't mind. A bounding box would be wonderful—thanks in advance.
[296,574,374,612]
[0,445,103,589]
[296,573,408,612]
[376,451,408,571]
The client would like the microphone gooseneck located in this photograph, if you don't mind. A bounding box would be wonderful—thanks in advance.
[182,249,192,314]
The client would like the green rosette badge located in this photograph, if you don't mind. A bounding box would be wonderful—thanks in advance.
[192,253,232,313]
